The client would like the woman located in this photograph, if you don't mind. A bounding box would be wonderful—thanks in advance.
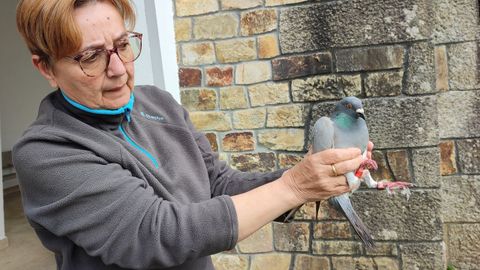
[14,0,368,269]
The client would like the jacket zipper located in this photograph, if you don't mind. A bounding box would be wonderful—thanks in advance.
[119,110,160,169]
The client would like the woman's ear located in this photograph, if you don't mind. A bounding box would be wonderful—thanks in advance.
[32,55,58,88]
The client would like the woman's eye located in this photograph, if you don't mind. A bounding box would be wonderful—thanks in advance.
[118,42,130,50]
[81,51,100,63]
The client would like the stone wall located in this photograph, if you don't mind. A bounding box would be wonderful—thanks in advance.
[172,0,479,269]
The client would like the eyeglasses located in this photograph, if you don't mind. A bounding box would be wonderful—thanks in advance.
[68,31,142,77]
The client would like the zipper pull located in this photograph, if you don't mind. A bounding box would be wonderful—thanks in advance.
[125,109,131,122]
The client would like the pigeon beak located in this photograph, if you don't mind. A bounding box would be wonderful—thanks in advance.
[356,108,365,120]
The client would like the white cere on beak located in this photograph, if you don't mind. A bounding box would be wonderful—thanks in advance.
[356,108,365,114]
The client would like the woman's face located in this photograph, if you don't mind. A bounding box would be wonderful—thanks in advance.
[42,1,135,109]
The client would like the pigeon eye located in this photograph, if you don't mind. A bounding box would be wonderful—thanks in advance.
[345,103,353,110]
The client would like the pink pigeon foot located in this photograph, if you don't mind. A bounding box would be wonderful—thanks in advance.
[377,181,414,190]
[355,159,378,178]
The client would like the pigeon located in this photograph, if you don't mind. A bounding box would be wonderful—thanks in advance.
[284,96,412,249]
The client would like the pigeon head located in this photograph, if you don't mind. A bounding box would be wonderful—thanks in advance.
[333,97,365,120]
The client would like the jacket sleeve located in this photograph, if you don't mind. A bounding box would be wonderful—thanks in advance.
[13,132,238,269]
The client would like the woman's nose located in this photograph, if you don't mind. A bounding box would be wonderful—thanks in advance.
[106,52,126,77]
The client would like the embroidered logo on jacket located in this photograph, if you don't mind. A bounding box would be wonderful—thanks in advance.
[140,111,165,122]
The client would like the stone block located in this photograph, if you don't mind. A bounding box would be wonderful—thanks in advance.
[216,38,257,63]
[313,241,362,255]
[316,199,346,221]
[441,175,480,223]
[175,0,219,17]
[258,33,280,59]
[279,0,431,54]
[222,132,255,152]
[278,153,302,169]
[211,254,249,270]
[411,147,441,187]
[439,141,457,176]
[267,0,308,6]
[273,222,310,252]
[251,254,291,270]
[272,52,332,81]
[182,42,216,66]
[386,150,412,182]
[258,129,305,151]
[351,190,443,241]
[221,0,262,10]
[313,221,353,239]
[235,61,271,84]
[364,96,438,149]
[219,86,248,110]
[293,202,317,220]
[233,108,266,129]
[399,242,446,270]
[230,152,276,172]
[336,46,405,72]
[179,68,201,88]
[180,89,217,111]
[331,257,376,270]
[432,0,479,43]
[435,45,449,91]
[445,223,480,269]
[438,90,480,139]
[174,18,192,42]
[448,42,479,90]
[248,82,290,107]
[365,242,398,257]
[266,104,309,128]
[205,133,218,152]
[364,71,403,97]
[457,138,480,174]
[370,151,394,181]
[237,223,273,253]
[292,74,361,102]
[294,255,330,270]
[190,111,232,131]
[375,257,400,270]
[405,42,436,95]
[206,66,233,87]
[240,9,277,36]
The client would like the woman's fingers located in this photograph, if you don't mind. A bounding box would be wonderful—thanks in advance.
[328,155,364,176]
[313,148,362,164]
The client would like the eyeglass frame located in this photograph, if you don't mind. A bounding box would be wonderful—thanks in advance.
[66,31,143,77]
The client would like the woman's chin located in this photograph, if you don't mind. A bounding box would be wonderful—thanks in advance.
[102,86,131,109]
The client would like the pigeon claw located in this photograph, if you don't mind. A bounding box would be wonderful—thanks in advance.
[360,159,378,171]
[376,180,413,190]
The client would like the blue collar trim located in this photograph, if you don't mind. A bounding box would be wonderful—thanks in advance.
[60,91,135,116]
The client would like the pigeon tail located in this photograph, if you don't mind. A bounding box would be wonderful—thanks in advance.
[330,194,375,249]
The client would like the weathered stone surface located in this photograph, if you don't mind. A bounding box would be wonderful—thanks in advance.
[313,221,353,239]
[180,89,217,111]
[364,71,403,97]
[194,14,238,40]
[266,104,309,127]
[240,9,277,36]
[438,91,480,139]
[457,138,480,174]
[273,222,310,252]
[258,129,305,151]
[222,132,255,152]
[272,53,332,81]
[176,0,219,17]
[370,151,394,181]
[190,111,232,131]
[248,82,290,107]
[182,42,216,65]
[411,147,440,187]
[405,42,436,95]
[235,61,271,84]
[432,0,479,43]
[294,255,330,270]
[237,223,273,253]
[279,0,431,53]
[445,223,480,269]
[211,254,249,270]
[251,254,291,270]
[278,153,302,169]
[230,152,276,172]
[439,141,457,175]
[351,190,442,241]
[216,38,257,63]
[386,150,412,182]
[400,242,446,270]
[292,74,361,102]
[313,241,362,255]
[336,46,405,72]
[435,45,449,91]
[205,133,218,152]
[375,257,400,270]
[207,66,233,87]
[258,33,280,59]
[448,42,479,90]
[219,86,248,110]
[221,0,262,10]
[267,0,308,6]
[331,257,375,270]
[233,108,266,129]
[365,242,398,256]
[441,175,480,222]
[174,18,192,42]
[178,68,201,87]
[363,96,438,149]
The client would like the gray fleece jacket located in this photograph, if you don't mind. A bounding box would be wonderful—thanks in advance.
[13,85,285,270]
